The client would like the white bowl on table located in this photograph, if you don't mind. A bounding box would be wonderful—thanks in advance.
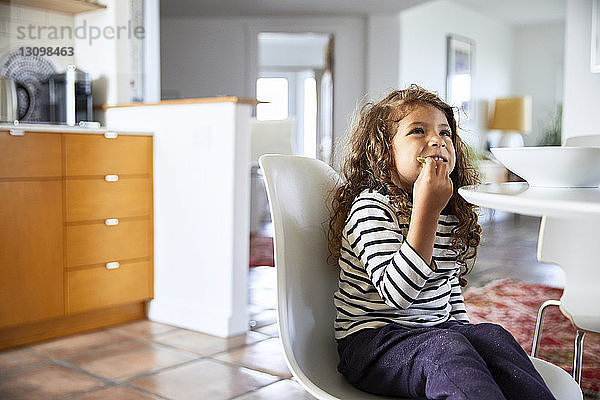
[490,146,600,188]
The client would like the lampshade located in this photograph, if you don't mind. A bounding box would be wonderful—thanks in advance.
[488,96,532,133]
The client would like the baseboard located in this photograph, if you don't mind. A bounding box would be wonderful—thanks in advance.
[0,302,146,350]
[148,299,248,338]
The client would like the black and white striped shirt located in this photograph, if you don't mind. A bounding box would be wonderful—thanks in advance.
[334,189,469,340]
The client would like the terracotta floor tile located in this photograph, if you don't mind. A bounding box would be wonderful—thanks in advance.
[0,349,48,373]
[27,329,131,359]
[151,328,268,356]
[108,320,177,339]
[129,358,278,400]
[235,379,317,399]
[70,385,158,399]
[213,337,292,378]
[0,363,106,399]
[65,340,199,381]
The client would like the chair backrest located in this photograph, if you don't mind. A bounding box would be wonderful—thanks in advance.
[259,155,386,400]
[537,134,600,333]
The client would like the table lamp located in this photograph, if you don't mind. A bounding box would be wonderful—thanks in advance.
[488,96,532,147]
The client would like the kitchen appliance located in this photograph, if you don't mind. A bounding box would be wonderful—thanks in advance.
[41,65,93,126]
[0,77,32,122]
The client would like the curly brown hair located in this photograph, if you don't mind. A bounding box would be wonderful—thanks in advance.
[328,84,481,286]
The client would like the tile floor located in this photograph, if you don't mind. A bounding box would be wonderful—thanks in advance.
[0,319,311,400]
[0,212,563,400]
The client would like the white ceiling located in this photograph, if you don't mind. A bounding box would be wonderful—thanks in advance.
[160,0,566,26]
[453,0,566,26]
[160,0,432,17]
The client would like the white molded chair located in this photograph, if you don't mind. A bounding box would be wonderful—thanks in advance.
[259,154,582,400]
[532,134,600,384]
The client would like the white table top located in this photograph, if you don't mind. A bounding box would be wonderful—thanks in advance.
[458,182,600,219]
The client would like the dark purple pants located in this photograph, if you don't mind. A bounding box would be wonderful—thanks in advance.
[337,321,556,400]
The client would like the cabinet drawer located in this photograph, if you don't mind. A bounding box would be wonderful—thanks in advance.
[0,131,61,178]
[66,219,152,267]
[68,260,152,314]
[65,133,152,176]
[65,177,152,222]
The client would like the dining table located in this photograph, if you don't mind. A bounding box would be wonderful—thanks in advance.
[459,181,600,382]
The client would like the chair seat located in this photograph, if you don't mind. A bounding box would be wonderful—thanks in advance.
[287,353,581,400]
[530,357,582,400]
[561,296,600,333]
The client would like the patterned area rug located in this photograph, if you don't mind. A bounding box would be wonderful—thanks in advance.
[249,234,274,267]
[463,279,599,399]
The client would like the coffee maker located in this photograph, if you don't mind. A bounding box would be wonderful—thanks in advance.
[41,65,93,126]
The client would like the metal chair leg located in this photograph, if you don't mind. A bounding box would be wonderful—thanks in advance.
[573,330,586,384]
[531,299,561,357]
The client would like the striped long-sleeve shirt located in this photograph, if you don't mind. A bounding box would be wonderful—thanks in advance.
[334,189,469,340]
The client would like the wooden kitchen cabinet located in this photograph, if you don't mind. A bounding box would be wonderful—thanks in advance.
[68,260,152,314]
[0,180,64,328]
[66,218,152,268]
[0,130,61,178]
[0,129,153,349]
[65,177,153,222]
[64,133,152,176]
[0,130,64,329]
[64,133,153,314]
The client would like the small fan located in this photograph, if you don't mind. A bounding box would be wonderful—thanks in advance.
[0,49,58,122]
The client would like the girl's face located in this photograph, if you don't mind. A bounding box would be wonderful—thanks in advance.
[391,104,456,191]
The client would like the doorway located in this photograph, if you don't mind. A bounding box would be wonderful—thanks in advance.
[248,32,334,328]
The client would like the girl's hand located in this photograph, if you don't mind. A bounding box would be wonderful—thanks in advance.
[405,157,453,267]
[412,157,453,216]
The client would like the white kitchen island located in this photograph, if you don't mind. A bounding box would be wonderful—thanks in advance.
[105,97,257,337]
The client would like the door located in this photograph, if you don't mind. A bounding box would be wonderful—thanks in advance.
[0,180,64,327]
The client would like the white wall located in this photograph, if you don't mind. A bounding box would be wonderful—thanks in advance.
[563,0,600,140]
[366,14,401,100]
[160,15,365,169]
[160,17,247,100]
[74,0,131,107]
[75,0,160,111]
[143,0,161,102]
[399,0,514,148]
[258,33,328,68]
[106,101,252,337]
[513,22,564,146]
[0,3,75,69]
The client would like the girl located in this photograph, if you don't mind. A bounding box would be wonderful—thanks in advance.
[328,85,555,400]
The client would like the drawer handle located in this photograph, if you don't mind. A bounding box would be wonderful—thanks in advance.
[105,174,119,182]
[104,131,118,139]
[106,262,120,269]
[105,218,119,226]
[9,129,24,136]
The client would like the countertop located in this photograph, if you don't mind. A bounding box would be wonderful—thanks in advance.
[101,96,261,110]
[0,123,152,136]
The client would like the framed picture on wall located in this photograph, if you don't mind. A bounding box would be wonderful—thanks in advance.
[592,0,600,72]
[446,34,475,120]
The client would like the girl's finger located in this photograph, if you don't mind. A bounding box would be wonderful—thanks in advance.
[437,160,448,177]
[426,157,437,174]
